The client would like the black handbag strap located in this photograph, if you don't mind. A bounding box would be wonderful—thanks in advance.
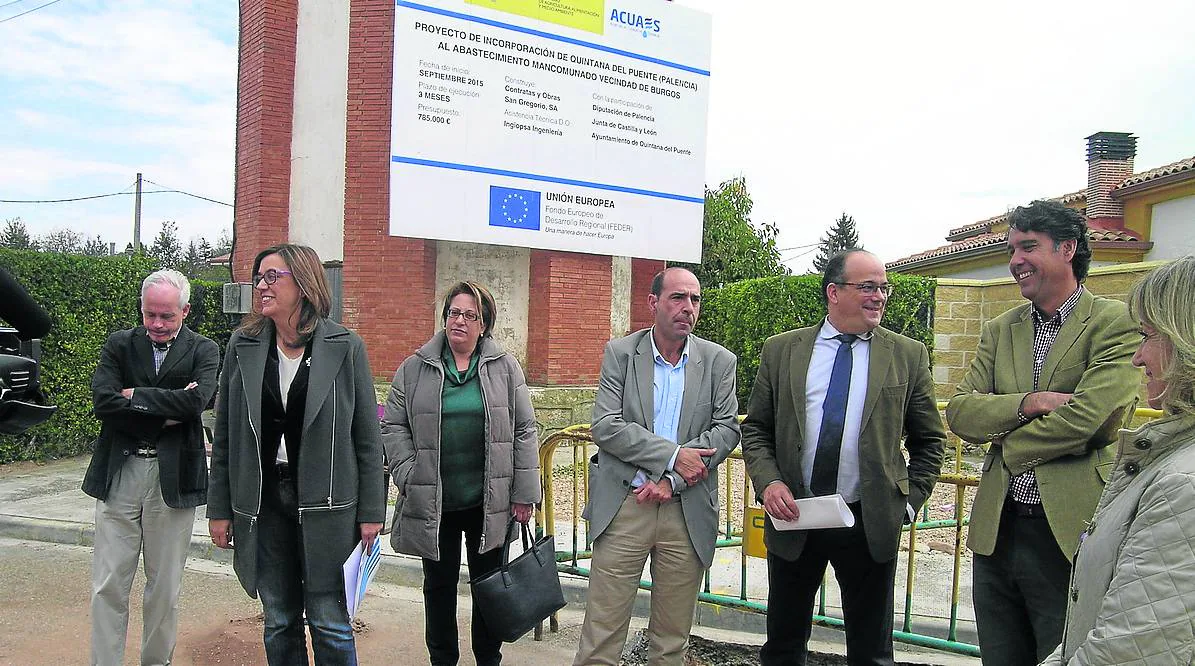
[498,519,534,569]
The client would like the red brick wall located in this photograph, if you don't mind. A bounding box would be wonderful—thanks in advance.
[527,251,612,385]
[345,0,438,378]
[630,258,665,332]
[233,0,297,280]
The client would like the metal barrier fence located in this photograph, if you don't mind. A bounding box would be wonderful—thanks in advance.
[534,405,1164,657]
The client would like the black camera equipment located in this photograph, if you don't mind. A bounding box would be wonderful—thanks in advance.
[0,266,57,434]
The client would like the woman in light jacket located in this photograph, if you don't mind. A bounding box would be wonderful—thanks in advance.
[208,244,385,665]
[1041,256,1195,665]
[383,280,540,666]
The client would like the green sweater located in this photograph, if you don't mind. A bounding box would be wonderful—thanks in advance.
[439,347,486,511]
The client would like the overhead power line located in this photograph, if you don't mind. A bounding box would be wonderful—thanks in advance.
[0,191,130,204]
[0,0,66,25]
[1,185,232,208]
[143,179,233,207]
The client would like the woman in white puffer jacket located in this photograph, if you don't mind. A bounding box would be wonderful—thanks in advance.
[1041,256,1195,665]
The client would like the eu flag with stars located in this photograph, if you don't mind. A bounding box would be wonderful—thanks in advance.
[488,186,541,231]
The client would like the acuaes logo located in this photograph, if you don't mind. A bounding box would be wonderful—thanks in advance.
[608,8,661,37]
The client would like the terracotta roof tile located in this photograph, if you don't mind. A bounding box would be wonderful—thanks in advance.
[1088,229,1140,242]
[946,189,1086,239]
[1113,156,1195,190]
[888,228,1142,270]
[888,232,1007,269]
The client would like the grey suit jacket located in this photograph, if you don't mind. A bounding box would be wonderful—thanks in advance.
[741,324,946,563]
[584,329,740,568]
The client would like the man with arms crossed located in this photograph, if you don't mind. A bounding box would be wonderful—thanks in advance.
[83,269,219,666]
[574,267,740,666]
[741,249,945,665]
[947,200,1140,665]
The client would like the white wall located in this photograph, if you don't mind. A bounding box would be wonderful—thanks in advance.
[1146,194,1195,260]
[288,0,350,262]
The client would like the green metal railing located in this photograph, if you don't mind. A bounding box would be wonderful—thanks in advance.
[535,405,1164,656]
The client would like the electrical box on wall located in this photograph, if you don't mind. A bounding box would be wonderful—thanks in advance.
[222,283,254,314]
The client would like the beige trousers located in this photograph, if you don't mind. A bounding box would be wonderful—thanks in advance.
[574,494,706,666]
[90,456,195,666]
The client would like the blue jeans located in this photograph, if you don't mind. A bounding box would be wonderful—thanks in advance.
[257,468,357,665]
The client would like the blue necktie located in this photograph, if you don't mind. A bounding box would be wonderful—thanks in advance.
[811,333,858,496]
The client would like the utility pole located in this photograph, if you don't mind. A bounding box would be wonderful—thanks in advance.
[133,172,143,253]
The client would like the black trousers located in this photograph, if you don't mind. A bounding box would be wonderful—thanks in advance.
[973,508,1071,666]
[761,504,897,666]
[422,506,504,666]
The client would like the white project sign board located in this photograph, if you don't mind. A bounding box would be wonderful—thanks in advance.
[390,0,711,261]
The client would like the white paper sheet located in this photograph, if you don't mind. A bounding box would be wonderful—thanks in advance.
[343,538,383,619]
[767,494,856,531]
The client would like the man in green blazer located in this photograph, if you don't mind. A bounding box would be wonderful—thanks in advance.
[947,200,1140,665]
[742,250,945,666]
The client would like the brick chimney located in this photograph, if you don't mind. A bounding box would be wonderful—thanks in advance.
[1085,131,1136,231]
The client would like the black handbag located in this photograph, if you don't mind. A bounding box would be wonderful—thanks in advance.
[469,519,566,642]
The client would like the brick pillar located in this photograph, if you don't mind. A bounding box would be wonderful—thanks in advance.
[630,258,665,332]
[1085,132,1136,231]
[345,0,437,377]
[233,0,298,280]
[527,251,612,385]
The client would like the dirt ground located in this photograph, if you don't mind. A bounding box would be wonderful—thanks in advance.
[0,537,585,665]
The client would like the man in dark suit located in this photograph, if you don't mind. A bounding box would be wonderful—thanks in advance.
[574,267,740,666]
[83,269,219,666]
[742,249,946,666]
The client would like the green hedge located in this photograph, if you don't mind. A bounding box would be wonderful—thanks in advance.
[695,273,937,406]
[0,249,239,463]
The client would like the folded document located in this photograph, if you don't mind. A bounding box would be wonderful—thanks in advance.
[343,538,383,619]
[767,494,856,530]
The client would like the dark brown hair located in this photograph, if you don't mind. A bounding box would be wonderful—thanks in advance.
[441,281,497,338]
[239,244,332,345]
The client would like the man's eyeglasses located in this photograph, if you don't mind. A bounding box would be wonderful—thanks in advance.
[446,308,481,322]
[837,282,894,297]
[252,269,293,285]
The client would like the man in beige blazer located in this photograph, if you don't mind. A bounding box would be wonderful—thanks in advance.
[947,200,1140,665]
[742,250,946,666]
[574,267,740,666]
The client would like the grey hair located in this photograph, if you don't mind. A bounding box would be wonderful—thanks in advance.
[142,269,191,308]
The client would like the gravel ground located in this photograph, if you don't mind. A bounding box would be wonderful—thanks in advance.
[619,630,939,666]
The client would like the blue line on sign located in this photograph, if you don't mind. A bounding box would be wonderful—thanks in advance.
[396,0,711,77]
[391,155,705,204]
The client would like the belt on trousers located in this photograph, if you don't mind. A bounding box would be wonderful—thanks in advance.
[1005,499,1047,519]
[133,447,157,458]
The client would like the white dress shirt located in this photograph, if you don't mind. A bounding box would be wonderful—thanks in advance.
[802,319,872,503]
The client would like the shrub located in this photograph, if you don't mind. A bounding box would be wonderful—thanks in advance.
[695,273,936,406]
[0,250,239,463]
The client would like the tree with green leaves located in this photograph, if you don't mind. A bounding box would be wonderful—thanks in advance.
[1,218,37,250]
[148,220,183,269]
[213,227,233,256]
[811,212,862,273]
[40,228,83,254]
[82,236,111,257]
[676,177,787,289]
[182,240,207,279]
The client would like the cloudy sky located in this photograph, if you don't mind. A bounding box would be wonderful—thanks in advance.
[2,0,1193,270]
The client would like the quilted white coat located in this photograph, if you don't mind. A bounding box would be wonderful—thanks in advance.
[1041,414,1195,665]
